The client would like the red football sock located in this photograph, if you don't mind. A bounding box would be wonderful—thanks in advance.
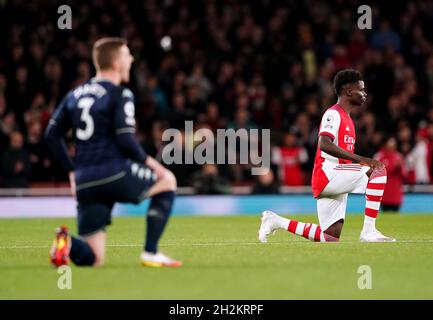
[286,220,339,242]
[364,167,387,231]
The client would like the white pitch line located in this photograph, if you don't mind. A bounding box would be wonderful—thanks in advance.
[1,240,433,250]
[0,242,285,249]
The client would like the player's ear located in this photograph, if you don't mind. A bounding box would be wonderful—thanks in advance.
[345,85,352,97]
[111,58,120,71]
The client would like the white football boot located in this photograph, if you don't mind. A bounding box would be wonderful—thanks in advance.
[140,251,182,267]
[258,210,280,243]
[360,229,396,242]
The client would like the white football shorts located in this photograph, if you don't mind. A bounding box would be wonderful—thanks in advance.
[317,164,370,230]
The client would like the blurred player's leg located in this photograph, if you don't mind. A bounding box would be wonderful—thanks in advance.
[82,231,106,266]
[50,226,97,267]
[49,195,113,267]
[140,169,182,267]
[144,190,175,253]
[69,235,97,266]
[258,211,339,243]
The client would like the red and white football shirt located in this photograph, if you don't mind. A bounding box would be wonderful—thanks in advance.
[312,104,356,198]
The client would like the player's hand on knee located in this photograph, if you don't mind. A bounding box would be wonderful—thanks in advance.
[145,156,168,179]
[160,169,177,191]
[360,157,384,170]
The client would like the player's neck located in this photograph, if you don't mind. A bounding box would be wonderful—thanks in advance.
[336,98,353,115]
[94,70,121,85]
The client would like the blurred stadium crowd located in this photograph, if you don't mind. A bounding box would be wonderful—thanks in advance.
[1,0,433,192]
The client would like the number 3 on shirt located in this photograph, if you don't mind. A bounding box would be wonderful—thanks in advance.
[76,97,95,141]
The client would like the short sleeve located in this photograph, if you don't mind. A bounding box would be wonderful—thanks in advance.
[318,109,341,141]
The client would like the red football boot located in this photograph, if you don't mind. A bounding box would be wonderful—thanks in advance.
[49,225,71,267]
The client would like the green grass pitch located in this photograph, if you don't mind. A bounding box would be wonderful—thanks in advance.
[1,214,433,299]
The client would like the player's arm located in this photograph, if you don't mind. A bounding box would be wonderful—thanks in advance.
[318,109,383,169]
[44,95,75,173]
[114,88,147,163]
[319,135,383,169]
[44,95,76,196]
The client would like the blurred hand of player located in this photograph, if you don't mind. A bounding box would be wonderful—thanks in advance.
[145,156,168,179]
[69,171,76,198]
[360,157,385,170]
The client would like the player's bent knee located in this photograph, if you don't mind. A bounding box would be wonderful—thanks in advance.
[377,166,387,176]
[370,166,387,181]
[93,253,105,267]
[323,233,340,242]
[84,231,106,267]
[323,230,341,240]
[90,247,105,267]
[324,220,343,239]
[160,169,177,191]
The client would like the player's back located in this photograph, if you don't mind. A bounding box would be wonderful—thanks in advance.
[69,80,123,165]
[51,79,136,185]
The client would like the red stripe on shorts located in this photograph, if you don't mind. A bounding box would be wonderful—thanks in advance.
[339,164,362,168]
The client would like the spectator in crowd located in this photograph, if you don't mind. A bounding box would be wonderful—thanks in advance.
[26,121,51,181]
[374,137,406,212]
[201,102,226,133]
[162,129,198,186]
[168,93,189,129]
[0,0,433,189]
[406,131,431,184]
[251,168,279,194]
[371,21,402,52]
[1,131,31,188]
[190,164,230,195]
[272,131,308,186]
[142,120,166,159]
[186,64,213,101]
[146,75,169,115]
[0,94,9,150]
[1,112,17,150]
[227,108,258,130]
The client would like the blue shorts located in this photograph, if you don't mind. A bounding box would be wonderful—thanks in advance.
[75,162,156,236]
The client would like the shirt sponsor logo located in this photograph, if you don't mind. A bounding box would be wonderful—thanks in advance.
[344,135,355,144]
[344,134,355,151]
